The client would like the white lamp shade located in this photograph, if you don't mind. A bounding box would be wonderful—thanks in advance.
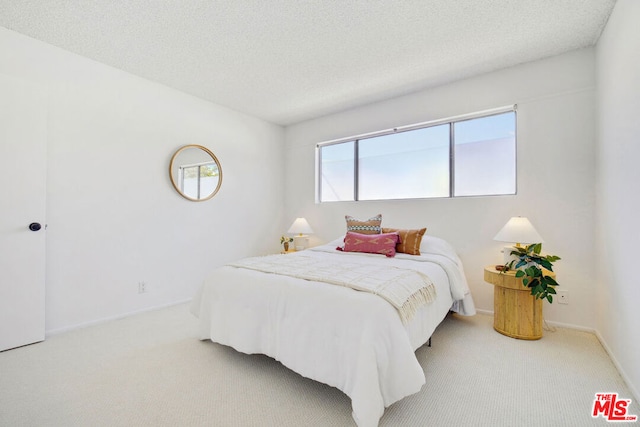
[287,217,314,235]
[493,217,544,244]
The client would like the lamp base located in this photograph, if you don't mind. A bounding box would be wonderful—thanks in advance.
[502,245,518,266]
[293,235,308,251]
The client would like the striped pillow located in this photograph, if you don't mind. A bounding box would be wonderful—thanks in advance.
[382,227,427,255]
[345,214,382,235]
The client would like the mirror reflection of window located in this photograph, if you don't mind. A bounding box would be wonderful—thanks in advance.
[169,145,222,201]
[179,162,220,199]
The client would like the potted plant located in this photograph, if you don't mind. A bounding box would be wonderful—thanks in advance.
[505,243,561,303]
[280,235,293,251]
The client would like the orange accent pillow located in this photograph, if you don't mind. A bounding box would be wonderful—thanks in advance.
[382,227,427,255]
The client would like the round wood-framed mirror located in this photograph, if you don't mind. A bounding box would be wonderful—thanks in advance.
[169,145,222,202]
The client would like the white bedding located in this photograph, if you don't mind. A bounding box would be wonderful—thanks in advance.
[191,236,475,427]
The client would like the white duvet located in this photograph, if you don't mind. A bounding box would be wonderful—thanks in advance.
[191,236,475,427]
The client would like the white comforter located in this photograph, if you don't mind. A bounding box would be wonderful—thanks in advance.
[191,238,475,427]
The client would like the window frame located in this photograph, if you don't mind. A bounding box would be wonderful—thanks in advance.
[316,105,517,203]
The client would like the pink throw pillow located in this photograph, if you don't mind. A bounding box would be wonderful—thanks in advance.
[342,231,401,257]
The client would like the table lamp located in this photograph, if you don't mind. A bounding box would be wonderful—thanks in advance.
[493,216,543,265]
[288,217,314,250]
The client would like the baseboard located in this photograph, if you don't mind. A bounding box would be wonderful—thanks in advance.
[45,298,193,336]
[543,319,596,333]
[593,330,640,405]
[474,308,493,316]
[474,308,639,404]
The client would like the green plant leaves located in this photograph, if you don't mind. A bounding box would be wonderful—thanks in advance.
[538,258,553,271]
[508,242,560,303]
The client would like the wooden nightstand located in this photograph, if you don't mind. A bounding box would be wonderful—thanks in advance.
[483,266,554,340]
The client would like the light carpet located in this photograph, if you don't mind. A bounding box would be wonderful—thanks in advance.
[0,303,638,427]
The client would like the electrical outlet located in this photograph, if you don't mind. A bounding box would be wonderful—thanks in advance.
[557,290,569,305]
[138,281,147,294]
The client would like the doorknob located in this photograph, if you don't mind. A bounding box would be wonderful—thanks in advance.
[28,222,42,232]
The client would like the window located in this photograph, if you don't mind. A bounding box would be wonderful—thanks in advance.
[319,141,355,202]
[453,112,516,196]
[317,107,516,202]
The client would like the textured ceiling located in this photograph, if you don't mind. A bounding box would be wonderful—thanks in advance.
[0,1,616,125]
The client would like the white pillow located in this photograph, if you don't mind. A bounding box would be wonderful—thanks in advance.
[326,235,346,248]
[419,235,458,259]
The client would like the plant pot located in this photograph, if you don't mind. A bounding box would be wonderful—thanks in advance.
[283,242,289,251]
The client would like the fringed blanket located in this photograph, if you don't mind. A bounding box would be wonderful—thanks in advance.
[228,254,436,324]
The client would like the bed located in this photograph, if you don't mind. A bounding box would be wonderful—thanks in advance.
[190,234,475,427]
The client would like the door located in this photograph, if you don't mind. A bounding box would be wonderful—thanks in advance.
[0,73,47,351]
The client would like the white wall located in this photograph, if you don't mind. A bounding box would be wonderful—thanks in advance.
[595,0,640,400]
[0,27,285,333]
[285,48,597,329]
